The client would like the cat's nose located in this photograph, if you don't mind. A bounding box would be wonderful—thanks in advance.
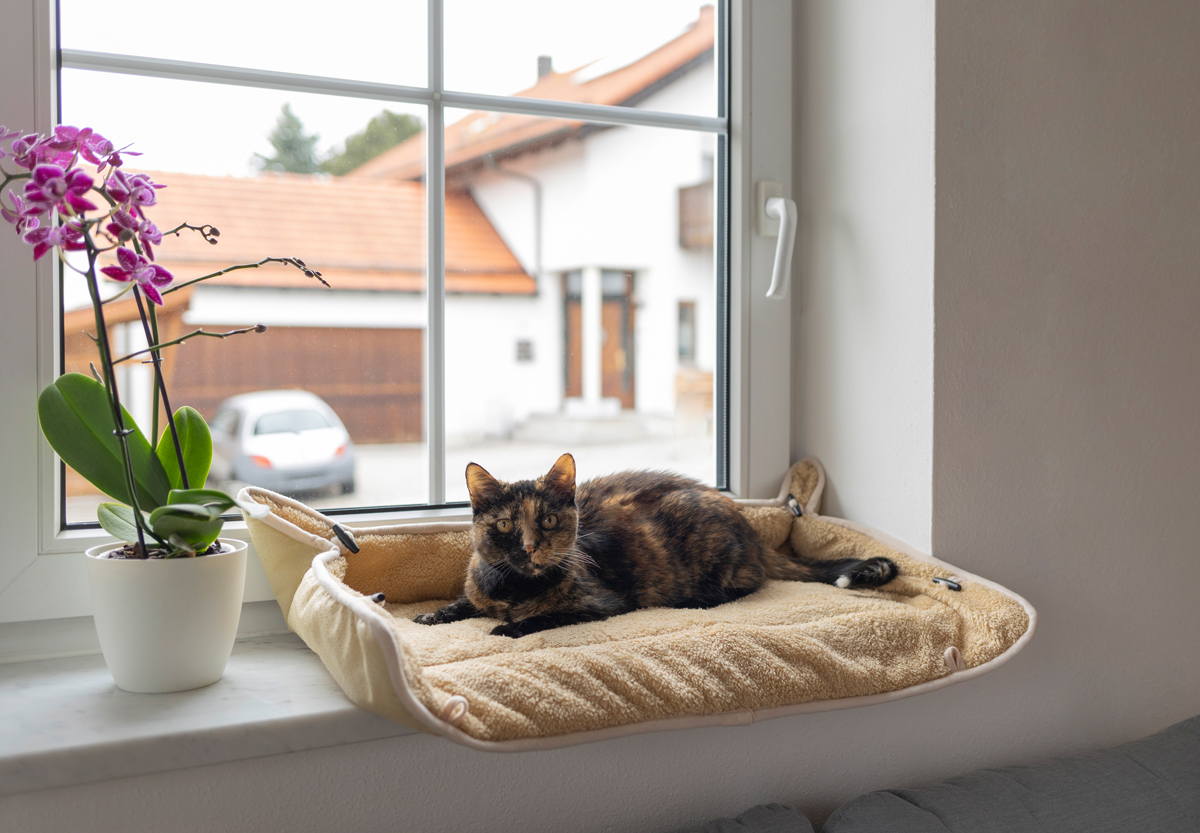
[523,542,536,553]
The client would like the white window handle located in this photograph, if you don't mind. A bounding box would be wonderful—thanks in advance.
[765,196,797,300]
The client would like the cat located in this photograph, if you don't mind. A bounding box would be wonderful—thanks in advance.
[413,453,898,638]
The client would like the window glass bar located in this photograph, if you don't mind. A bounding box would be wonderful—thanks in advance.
[427,0,446,505]
[59,49,727,136]
[715,0,730,491]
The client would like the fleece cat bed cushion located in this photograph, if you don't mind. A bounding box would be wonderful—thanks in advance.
[239,459,1035,750]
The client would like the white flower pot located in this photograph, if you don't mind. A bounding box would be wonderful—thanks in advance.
[85,538,248,693]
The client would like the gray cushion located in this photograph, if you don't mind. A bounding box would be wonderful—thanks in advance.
[823,713,1200,832]
[671,803,815,833]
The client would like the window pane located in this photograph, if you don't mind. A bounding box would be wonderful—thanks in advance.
[444,1,716,118]
[60,73,429,524]
[59,0,427,88]
[439,109,719,500]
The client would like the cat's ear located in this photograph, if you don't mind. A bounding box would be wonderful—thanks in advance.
[544,453,576,499]
[465,463,500,508]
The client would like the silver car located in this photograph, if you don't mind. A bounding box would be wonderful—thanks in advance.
[209,390,356,496]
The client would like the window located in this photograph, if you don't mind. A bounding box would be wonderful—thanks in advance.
[0,0,792,623]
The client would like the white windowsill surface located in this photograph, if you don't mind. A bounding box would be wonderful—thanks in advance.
[0,629,417,797]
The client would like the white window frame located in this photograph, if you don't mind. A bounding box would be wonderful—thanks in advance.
[0,0,792,626]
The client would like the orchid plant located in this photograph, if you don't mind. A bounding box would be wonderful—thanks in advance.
[1,125,326,557]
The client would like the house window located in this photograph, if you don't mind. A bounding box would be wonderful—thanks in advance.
[1,1,792,620]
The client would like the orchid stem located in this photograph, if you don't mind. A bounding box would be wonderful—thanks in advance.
[133,287,188,489]
[163,256,328,295]
[82,238,151,556]
[111,324,265,364]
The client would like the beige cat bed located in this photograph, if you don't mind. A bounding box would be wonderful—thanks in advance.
[239,459,1035,751]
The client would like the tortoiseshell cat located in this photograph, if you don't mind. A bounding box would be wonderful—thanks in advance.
[414,454,898,638]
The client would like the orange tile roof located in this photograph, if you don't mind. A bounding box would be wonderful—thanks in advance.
[350,6,715,182]
[94,170,534,295]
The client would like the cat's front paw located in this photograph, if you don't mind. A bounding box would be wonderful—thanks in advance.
[413,612,439,625]
[490,622,522,638]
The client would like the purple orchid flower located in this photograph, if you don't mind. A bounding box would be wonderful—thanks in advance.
[1,193,43,237]
[49,126,132,172]
[10,133,73,170]
[105,170,164,214]
[99,246,174,305]
[23,220,86,261]
[105,209,163,259]
[136,218,163,259]
[105,209,138,241]
[0,126,22,159]
[23,164,97,215]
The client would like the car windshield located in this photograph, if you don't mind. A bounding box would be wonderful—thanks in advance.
[253,409,333,435]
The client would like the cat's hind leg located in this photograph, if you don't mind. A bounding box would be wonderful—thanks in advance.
[414,595,484,625]
[819,557,898,589]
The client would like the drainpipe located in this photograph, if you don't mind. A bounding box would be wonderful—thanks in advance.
[484,154,542,285]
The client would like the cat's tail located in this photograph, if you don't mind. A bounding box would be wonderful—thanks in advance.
[762,549,898,589]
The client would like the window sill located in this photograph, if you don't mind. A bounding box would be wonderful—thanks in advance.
[0,630,417,797]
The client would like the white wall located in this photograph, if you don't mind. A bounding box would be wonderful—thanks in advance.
[8,2,1200,831]
[792,0,935,553]
[931,0,1200,749]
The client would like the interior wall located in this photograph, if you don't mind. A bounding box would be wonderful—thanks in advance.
[6,2,1200,832]
[791,0,935,553]
[932,0,1200,749]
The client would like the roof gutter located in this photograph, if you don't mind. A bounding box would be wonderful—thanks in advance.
[484,154,543,286]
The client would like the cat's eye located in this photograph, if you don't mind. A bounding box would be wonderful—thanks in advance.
[495,519,513,533]
[541,514,558,529]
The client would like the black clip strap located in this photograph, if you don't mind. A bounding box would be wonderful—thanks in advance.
[332,523,360,554]
[786,494,803,517]
[932,576,962,591]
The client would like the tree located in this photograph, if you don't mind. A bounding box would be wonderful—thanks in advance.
[321,110,423,176]
[253,104,321,174]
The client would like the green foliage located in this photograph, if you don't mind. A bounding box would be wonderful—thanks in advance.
[148,503,224,552]
[38,374,172,511]
[38,374,265,555]
[97,502,148,544]
[321,110,423,176]
[253,103,322,174]
[156,406,212,491]
[99,490,268,555]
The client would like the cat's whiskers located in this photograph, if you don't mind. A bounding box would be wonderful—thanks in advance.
[553,545,597,570]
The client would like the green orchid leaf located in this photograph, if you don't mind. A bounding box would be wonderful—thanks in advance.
[156,406,213,491]
[96,503,142,543]
[38,374,171,510]
[165,534,198,557]
[168,488,236,510]
[149,503,223,550]
[167,488,270,520]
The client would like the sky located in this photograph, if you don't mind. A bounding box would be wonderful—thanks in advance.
[59,0,713,177]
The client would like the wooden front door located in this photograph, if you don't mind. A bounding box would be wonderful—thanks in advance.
[564,271,635,409]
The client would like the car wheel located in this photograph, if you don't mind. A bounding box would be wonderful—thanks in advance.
[339,478,356,495]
